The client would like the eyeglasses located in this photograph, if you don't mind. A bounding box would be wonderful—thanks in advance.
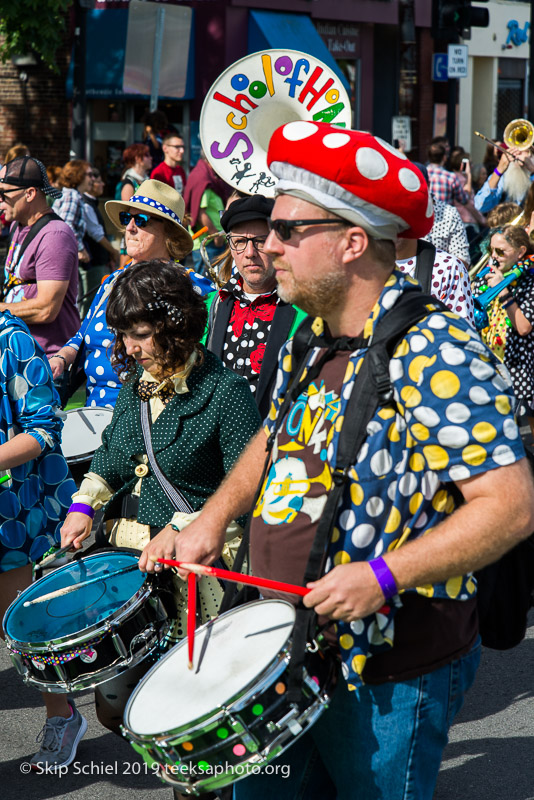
[491,247,506,257]
[267,218,344,241]
[167,144,185,150]
[227,235,267,253]
[0,187,24,202]
[119,211,159,228]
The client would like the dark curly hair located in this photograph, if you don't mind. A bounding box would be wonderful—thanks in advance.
[106,260,207,379]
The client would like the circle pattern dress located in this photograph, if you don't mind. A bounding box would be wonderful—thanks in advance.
[0,312,76,573]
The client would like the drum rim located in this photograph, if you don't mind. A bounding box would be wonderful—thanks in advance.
[123,598,295,741]
[3,552,150,653]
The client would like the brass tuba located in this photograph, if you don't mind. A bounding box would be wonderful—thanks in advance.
[503,118,534,151]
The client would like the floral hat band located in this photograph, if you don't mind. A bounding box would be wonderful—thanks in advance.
[129,194,182,225]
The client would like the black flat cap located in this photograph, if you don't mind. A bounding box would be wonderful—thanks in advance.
[220,194,274,233]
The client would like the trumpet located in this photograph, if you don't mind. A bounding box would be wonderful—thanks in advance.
[473,265,525,330]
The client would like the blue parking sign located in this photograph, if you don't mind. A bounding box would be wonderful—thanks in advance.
[432,54,448,82]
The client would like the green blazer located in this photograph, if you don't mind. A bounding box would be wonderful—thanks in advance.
[90,348,261,527]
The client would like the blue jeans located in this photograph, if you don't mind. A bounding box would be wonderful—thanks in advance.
[233,640,481,800]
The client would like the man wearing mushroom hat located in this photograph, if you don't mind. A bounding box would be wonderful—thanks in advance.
[140,122,534,800]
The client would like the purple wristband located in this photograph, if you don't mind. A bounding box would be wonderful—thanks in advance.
[368,557,397,600]
[68,503,95,519]
[493,167,502,177]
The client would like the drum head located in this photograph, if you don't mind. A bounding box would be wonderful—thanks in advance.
[60,407,113,462]
[4,552,144,646]
[125,599,295,736]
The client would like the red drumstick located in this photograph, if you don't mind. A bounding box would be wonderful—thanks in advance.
[156,558,310,597]
[187,572,197,670]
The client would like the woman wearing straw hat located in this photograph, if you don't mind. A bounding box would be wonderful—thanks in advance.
[49,179,213,409]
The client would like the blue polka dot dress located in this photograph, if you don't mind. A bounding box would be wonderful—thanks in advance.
[66,262,215,408]
[0,312,77,572]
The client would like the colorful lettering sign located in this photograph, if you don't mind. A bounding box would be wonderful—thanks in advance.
[200,49,352,197]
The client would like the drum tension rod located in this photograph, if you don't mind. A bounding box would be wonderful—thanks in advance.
[224,710,260,753]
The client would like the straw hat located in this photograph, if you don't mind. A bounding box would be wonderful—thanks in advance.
[105,179,193,254]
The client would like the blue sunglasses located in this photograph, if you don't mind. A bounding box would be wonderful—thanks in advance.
[119,211,159,228]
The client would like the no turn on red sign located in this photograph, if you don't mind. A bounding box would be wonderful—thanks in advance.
[447,44,468,78]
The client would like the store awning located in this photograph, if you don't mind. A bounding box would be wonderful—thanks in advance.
[66,8,195,100]
[248,10,350,92]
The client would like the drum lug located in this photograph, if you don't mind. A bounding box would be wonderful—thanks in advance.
[53,661,69,684]
[224,711,260,753]
[112,632,128,659]
[129,625,156,658]
[266,705,303,737]
[9,652,28,679]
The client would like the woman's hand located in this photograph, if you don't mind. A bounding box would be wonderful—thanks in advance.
[60,512,93,550]
[487,265,505,289]
[138,518,226,575]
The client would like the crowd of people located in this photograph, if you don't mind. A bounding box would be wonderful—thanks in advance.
[0,115,532,800]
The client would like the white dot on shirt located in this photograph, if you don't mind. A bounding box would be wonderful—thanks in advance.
[95,366,105,375]
[94,323,104,332]
[257,331,265,339]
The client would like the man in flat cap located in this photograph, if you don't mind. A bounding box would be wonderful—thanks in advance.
[205,194,306,418]
[142,123,534,800]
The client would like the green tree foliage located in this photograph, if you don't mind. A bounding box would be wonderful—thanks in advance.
[0,0,74,71]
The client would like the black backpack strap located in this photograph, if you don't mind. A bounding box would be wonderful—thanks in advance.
[414,239,436,295]
[287,291,446,701]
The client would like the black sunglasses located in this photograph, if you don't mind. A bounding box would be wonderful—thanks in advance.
[268,218,344,241]
[119,211,158,228]
[0,187,24,202]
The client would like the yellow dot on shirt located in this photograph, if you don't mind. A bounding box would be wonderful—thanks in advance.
[387,422,401,442]
[421,328,435,343]
[409,452,425,472]
[331,526,340,543]
[408,355,437,383]
[409,492,423,514]
[378,406,396,420]
[352,654,367,675]
[411,423,430,441]
[415,584,435,597]
[445,576,462,598]
[393,339,410,358]
[334,550,351,565]
[339,634,354,650]
[384,506,401,533]
[350,483,364,506]
[495,395,511,415]
[423,445,450,471]
[472,421,497,443]
[431,489,449,512]
[400,385,422,408]
[447,324,470,342]
[343,360,355,382]
[282,354,292,372]
[430,370,460,399]
[462,444,487,466]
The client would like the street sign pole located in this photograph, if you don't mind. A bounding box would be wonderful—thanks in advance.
[447,77,457,147]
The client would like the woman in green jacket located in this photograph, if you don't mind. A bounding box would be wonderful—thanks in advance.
[60,259,260,734]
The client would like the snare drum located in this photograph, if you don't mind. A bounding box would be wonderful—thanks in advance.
[122,599,337,794]
[61,406,112,467]
[3,551,172,693]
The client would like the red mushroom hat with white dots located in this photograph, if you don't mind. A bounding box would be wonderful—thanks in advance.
[267,121,433,240]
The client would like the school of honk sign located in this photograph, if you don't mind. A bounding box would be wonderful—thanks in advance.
[200,49,352,197]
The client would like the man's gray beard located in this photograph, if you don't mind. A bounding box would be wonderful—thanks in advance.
[502,161,531,204]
